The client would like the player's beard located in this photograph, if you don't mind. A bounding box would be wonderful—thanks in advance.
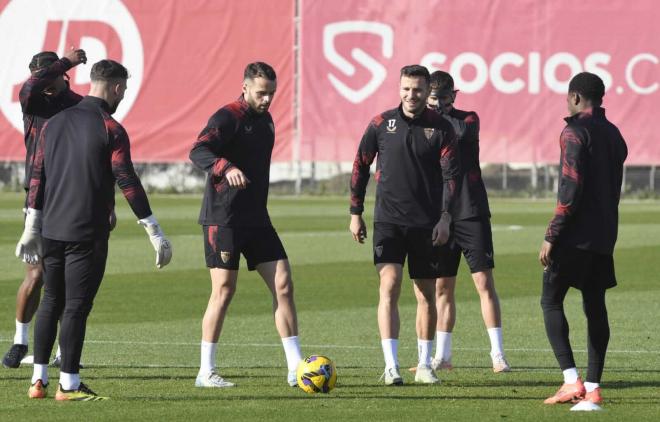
[108,99,120,115]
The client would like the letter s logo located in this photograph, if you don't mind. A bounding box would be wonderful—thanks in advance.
[323,21,394,104]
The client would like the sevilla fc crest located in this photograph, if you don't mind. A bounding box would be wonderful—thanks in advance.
[220,251,231,263]
[424,128,434,140]
[374,245,383,257]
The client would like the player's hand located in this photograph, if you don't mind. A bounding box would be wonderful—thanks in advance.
[15,208,42,265]
[138,215,172,269]
[432,213,451,246]
[225,167,250,189]
[109,208,117,231]
[539,240,553,269]
[350,214,367,244]
[63,47,87,66]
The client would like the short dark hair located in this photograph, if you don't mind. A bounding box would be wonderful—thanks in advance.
[244,62,276,81]
[400,65,430,84]
[90,59,129,82]
[430,70,455,92]
[29,51,59,72]
[568,72,605,106]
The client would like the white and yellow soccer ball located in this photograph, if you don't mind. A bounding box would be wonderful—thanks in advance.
[296,355,337,394]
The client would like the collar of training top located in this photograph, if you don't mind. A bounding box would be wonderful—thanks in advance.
[236,94,264,118]
[397,103,434,124]
[564,106,606,123]
[82,95,112,113]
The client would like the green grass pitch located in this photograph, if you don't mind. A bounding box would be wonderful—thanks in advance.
[0,192,659,420]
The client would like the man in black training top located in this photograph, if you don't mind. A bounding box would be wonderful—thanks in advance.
[539,72,627,411]
[419,71,510,374]
[350,64,460,386]
[190,62,303,389]
[17,59,172,401]
[4,48,86,369]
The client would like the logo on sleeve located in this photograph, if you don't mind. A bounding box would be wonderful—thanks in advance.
[386,119,397,133]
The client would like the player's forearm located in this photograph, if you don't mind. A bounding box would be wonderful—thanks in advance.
[19,58,73,111]
[349,167,370,214]
[119,181,152,220]
[189,142,222,173]
[113,162,152,219]
[441,179,457,214]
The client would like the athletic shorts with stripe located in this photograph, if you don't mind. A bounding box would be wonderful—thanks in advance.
[436,216,495,277]
[373,222,444,279]
[203,225,287,270]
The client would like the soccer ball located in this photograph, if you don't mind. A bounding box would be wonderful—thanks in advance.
[296,355,337,394]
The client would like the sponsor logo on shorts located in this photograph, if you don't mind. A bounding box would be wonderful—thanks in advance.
[220,251,231,263]
[424,128,434,140]
[430,262,439,271]
[485,251,493,259]
[374,245,383,257]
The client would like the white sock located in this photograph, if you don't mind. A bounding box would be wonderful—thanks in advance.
[584,382,599,393]
[417,339,433,367]
[487,327,504,356]
[199,341,217,375]
[55,345,61,359]
[563,367,579,384]
[281,336,303,372]
[31,364,48,385]
[435,331,452,361]
[14,320,29,345]
[59,371,80,390]
[381,339,399,369]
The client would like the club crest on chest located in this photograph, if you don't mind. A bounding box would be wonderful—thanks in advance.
[386,119,397,133]
[424,128,434,140]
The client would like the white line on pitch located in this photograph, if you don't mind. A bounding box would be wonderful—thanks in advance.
[75,340,660,354]
[1,338,658,354]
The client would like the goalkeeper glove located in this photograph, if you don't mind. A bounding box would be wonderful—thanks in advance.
[15,208,42,265]
[137,215,172,269]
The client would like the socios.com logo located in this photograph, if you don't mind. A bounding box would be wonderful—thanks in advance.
[323,21,394,104]
[323,20,658,101]
[0,0,143,132]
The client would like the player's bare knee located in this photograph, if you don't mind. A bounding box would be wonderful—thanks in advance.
[275,277,294,299]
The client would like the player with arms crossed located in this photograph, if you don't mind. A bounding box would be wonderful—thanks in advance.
[17,59,172,400]
[540,72,627,411]
[3,48,87,369]
[190,62,303,388]
[418,71,510,373]
[350,65,460,386]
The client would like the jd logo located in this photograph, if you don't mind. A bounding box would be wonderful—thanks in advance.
[0,0,144,132]
[323,20,394,104]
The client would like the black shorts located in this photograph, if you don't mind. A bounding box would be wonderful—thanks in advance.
[436,217,495,277]
[543,245,617,291]
[203,225,287,270]
[373,222,443,279]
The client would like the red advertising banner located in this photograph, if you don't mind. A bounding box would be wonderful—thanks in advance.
[0,0,293,162]
[300,0,660,165]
